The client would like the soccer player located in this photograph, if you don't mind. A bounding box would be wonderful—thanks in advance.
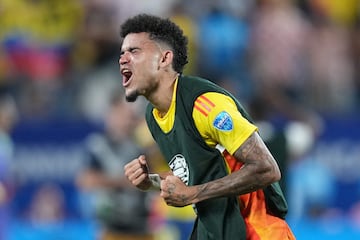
[121,14,296,239]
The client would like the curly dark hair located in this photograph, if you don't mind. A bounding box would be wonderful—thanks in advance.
[120,14,188,73]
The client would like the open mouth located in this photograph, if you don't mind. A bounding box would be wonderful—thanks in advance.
[121,69,133,86]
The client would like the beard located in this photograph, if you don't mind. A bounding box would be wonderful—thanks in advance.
[125,89,139,102]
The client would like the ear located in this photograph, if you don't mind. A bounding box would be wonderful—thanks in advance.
[159,50,174,68]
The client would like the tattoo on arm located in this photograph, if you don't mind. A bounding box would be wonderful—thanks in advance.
[235,132,275,166]
[192,132,280,203]
[235,132,258,160]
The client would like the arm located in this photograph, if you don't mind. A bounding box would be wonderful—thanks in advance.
[160,131,281,206]
[193,131,280,200]
[76,169,132,190]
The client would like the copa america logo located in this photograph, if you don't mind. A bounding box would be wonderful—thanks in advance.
[169,154,189,185]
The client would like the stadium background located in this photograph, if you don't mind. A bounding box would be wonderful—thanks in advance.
[0,0,360,239]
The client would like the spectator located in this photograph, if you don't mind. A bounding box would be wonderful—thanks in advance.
[305,13,356,113]
[197,7,251,99]
[248,95,289,195]
[28,183,66,224]
[76,91,153,240]
[249,0,312,121]
[285,121,335,221]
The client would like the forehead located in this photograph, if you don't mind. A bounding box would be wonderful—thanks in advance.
[121,32,157,50]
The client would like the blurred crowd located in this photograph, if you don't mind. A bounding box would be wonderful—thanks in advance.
[0,0,360,239]
[0,0,359,121]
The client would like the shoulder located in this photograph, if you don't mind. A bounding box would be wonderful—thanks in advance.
[193,92,237,116]
[178,75,227,105]
[178,75,220,92]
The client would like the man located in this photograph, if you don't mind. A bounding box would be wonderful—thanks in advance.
[121,14,295,240]
[76,91,153,240]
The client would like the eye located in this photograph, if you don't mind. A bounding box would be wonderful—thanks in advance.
[130,48,140,54]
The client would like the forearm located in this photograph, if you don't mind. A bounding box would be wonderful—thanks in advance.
[102,176,133,189]
[190,132,281,204]
[191,164,273,204]
[77,170,131,190]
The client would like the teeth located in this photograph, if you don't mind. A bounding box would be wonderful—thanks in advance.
[121,69,132,80]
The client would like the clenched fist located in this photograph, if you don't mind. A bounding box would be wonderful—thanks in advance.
[124,155,152,191]
[160,175,197,207]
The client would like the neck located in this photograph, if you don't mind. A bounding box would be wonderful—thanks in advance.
[148,73,179,114]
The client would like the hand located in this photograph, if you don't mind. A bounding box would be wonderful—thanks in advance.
[160,175,197,207]
[124,155,152,191]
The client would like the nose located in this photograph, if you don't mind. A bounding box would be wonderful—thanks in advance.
[119,52,129,65]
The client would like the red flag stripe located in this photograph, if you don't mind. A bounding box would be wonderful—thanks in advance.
[196,98,212,112]
[194,104,208,116]
[199,95,215,107]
